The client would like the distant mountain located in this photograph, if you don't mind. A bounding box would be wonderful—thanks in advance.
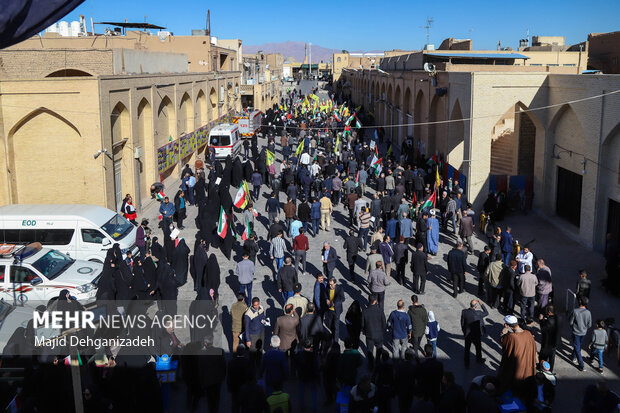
[244,41,340,63]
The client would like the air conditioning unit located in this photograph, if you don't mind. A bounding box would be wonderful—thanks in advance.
[435,87,448,96]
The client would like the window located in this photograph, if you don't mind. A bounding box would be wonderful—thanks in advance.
[337,57,341,63]
[101,214,132,241]
[613,57,618,66]
[563,64,575,67]
[10,266,38,283]
[31,250,73,280]
[1,229,74,245]
[36,229,75,245]
[0,265,4,282]
[82,229,105,244]
[209,134,231,146]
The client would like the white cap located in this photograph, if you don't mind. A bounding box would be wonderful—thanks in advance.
[504,315,518,325]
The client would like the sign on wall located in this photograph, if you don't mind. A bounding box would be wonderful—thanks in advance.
[157,110,235,173]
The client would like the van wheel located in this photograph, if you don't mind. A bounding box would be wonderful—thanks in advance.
[89,259,103,264]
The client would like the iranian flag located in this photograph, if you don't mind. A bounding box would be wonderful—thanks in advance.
[234,183,248,209]
[345,115,355,126]
[217,207,228,239]
[241,215,252,241]
[333,112,341,122]
[354,114,362,128]
[369,155,381,171]
[421,191,437,210]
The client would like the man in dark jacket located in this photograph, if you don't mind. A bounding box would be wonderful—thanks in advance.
[408,294,428,358]
[500,227,513,265]
[410,243,429,294]
[344,230,363,282]
[361,293,386,369]
[476,246,491,298]
[299,303,324,351]
[500,259,518,314]
[539,304,562,371]
[460,299,488,368]
[313,273,327,316]
[393,236,409,286]
[265,192,281,225]
[416,211,428,252]
[370,193,382,231]
[447,242,468,298]
[324,277,345,343]
[459,209,475,254]
[297,198,311,234]
[277,257,298,303]
[321,242,338,279]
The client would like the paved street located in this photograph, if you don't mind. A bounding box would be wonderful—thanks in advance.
[139,122,620,411]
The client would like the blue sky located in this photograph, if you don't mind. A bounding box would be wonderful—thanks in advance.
[62,0,619,51]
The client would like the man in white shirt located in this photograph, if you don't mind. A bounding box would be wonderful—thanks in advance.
[516,246,533,274]
[310,161,321,177]
[300,151,311,167]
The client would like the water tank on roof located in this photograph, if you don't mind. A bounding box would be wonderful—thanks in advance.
[70,21,81,36]
[46,23,59,33]
[58,21,70,37]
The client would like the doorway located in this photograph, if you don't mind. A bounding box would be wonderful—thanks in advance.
[556,166,582,227]
[608,199,620,242]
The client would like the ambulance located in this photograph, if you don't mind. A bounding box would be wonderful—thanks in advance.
[0,243,100,305]
[0,204,138,263]
[208,123,242,159]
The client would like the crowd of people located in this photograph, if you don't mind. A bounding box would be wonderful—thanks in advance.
[2,84,620,413]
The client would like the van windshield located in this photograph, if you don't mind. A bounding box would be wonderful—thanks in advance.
[31,250,74,280]
[101,214,133,241]
[209,135,231,147]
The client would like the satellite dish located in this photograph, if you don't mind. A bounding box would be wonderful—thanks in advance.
[424,62,436,73]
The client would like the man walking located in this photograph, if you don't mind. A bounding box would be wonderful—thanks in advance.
[319,192,333,231]
[324,277,345,343]
[344,229,363,282]
[460,299,488,368]
[368,261,390,311]
[411,243,429,294]
[277,257,298,303]
[569,296,592,371]
[270,231,286,277]
[388,300,412,359]
[231,294,248,353]
[518,265,538,322]
[236,252,254,305]
[393,236,409,286]
[266,192,281,225]
[408,295,428,358]
[293,228,309,274]
[274,304,300,353]
[321,242,338,279]
[361,293,386,369]
[244,297,266,354]
[448,241,468,297]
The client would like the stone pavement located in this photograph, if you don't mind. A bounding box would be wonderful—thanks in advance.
[139,127,619,412]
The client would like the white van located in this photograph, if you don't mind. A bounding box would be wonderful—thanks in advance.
[0,243,101,305]
[0,204,138,263]
[208,123,242,159]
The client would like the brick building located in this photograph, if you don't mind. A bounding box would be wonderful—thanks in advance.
[0,47,241,211]
[339,47,620,251]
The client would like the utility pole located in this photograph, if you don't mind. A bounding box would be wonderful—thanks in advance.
[309,42,312,80]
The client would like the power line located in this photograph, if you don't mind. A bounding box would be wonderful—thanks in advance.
[0,89,619,133]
